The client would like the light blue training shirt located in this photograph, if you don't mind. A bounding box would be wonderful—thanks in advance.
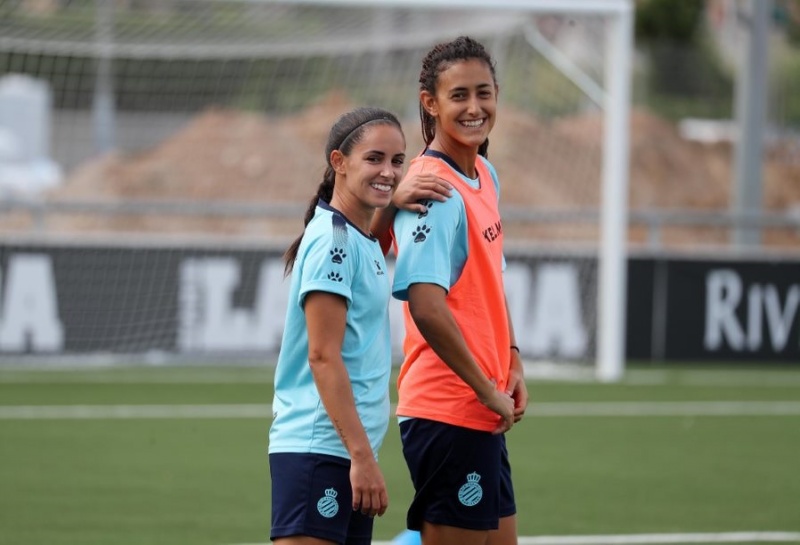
[269,200,392,460]
[392,154,504,302]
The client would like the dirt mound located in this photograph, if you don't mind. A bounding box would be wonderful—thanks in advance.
[39,92,800,247]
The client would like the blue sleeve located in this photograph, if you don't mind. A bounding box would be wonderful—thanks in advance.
[297,225,355,308]
[392,191,467,301]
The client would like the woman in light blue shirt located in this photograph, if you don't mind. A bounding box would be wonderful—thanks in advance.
[269,106,450,545]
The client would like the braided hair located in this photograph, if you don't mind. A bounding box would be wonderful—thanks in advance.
[283,106,403,275]
[418,35,497,158]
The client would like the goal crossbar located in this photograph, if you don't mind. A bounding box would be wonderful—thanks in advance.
[263,0,632,15]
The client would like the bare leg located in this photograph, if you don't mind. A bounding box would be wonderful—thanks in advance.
[273,536,336,545]
[420,521,489,545]
[487,515,518,545]
[418,514,517,545]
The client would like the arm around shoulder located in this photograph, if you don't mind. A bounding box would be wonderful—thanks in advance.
[370,170,453,254]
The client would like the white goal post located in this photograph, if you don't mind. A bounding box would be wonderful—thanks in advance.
[233,0,634,382]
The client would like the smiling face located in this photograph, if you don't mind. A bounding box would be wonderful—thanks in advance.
[422,57,498,155]
[329,123,406,228]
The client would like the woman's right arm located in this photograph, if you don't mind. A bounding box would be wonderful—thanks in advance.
[304,290,389,517]
[406,282,515,434]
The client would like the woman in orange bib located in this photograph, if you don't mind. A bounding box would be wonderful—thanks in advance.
[389,36,529,545]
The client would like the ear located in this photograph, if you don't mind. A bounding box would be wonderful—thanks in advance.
[420,90,438,117]
[330,149,346,175]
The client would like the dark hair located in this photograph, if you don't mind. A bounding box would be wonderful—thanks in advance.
[283,106,403,275]
[418,35,497,158]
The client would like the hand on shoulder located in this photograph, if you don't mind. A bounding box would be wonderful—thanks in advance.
[392,172,452,214]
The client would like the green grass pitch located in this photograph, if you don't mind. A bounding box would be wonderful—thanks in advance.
[0,364,799,545]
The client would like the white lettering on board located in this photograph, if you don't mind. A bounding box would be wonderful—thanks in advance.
[0,254,63,351]
[178,257,288,352]
[504,262,588,359]
[704,269,799,352]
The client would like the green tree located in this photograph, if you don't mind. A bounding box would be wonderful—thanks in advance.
[775,0,800,45]
[635,0,705,44]
[634,0,733,119]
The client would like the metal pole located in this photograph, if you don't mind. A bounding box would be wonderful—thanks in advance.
[732,0,771,247]
[93,0,116,154]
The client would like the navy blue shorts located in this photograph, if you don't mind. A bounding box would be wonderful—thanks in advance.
[269,452,374,545]
[399,418,516,531]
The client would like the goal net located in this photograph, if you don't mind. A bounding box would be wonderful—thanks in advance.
[0,0,632,380]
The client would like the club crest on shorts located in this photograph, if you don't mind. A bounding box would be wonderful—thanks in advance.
[317,487,339,518]
[458,471,483,506]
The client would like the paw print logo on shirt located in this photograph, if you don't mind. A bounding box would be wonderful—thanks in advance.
[327,271,343,282]
[330,247,347,264]
[417,200,434,219]
[413,224,431,243]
